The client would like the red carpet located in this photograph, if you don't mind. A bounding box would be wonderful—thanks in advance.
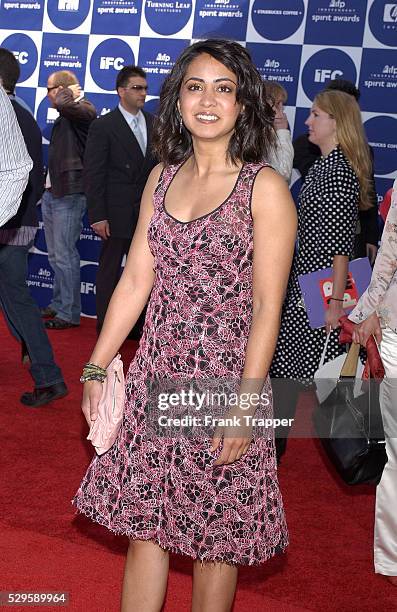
[0,316,395,611]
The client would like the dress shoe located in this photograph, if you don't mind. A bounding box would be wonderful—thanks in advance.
[20,382,68,407]
[40,306,57,318]
[45,317,79,330]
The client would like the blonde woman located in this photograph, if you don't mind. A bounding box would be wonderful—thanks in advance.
[270,90,374,460]
[349,179,397,586]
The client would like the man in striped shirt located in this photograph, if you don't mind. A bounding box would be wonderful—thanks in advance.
[0,84,32,227]
[0,52,67,407]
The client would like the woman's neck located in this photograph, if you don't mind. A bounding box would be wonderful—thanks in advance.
[320,142,338,157]
[189,138,239,177]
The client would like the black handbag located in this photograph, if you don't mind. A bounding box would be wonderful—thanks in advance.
[313,343,388,485]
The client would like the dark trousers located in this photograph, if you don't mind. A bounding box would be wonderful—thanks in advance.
[95,237,145,336]
[272,379,305,461]
[0,243,63,388]
[273,380,320,460]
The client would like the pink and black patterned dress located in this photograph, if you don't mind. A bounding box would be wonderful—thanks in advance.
[74,162,288,565]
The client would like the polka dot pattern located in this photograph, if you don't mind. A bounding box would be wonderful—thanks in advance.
[271,146,359,379]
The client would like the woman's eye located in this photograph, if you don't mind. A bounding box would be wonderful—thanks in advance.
[218,85,233,93]
[188,83,202,91]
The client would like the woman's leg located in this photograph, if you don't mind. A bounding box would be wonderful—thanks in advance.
[121,540,169,612]
[192,560,238,612]
[375,327,397,579]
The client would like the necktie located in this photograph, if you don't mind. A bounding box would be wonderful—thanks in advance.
[131,116,146,155]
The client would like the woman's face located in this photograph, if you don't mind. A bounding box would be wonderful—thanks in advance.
[178,53,242,142]
[305,103,337,150]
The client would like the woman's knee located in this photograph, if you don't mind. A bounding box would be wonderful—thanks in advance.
[128,539,169,561]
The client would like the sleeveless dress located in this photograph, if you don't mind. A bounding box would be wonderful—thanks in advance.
[73,162,288,566]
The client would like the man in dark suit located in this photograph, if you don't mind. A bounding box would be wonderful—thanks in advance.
[84,66,156,333]
[0,47,67,407]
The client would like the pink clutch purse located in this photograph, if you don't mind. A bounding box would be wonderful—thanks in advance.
[87,354,125,455]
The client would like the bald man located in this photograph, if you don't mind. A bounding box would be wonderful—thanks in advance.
[41,71,96,329]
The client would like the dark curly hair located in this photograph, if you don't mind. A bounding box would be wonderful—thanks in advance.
[152,39,276,166]
[0,47,20,93]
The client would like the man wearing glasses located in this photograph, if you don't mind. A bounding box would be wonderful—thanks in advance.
[83,66,156,335]
[41,70,96,329]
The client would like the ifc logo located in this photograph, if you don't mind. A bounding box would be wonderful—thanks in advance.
[301,48,357,101]
[2,33,38,82]
[80,263,98,317]
[90,39,135,91]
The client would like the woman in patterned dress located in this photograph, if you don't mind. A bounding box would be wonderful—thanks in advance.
[350,179,397,586]
[74,39,297,611]
[271,90,374,460]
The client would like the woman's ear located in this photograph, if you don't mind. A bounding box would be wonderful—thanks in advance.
[177,100,181,114]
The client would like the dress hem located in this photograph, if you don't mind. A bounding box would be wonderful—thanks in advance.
[72,498,288,567]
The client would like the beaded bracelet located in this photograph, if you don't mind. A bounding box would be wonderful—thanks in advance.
[329,297,344,302]
[80,362,107,384]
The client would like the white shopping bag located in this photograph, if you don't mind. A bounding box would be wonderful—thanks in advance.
[314,334,364,403]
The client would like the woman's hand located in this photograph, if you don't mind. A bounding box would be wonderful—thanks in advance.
[81,380,103,427]
[325,300,345,334]
[351,312,382,347]
[211,408,253,466]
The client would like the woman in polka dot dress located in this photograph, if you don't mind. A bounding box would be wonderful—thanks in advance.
[271,90,375,457]
[74,40,297,611]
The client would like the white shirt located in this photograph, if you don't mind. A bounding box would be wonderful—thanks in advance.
[118,103,147,152]
[349,179,397,334]
[268,129,294,183]
[0,85,32,227]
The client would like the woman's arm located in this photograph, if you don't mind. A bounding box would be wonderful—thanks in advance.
[325,254,348,333]
[319,166,359,332]
[350,180,397,345]
[271,129,294,183]
[81,164,163,426]
[350,181,397,324]
[212,167,297,465]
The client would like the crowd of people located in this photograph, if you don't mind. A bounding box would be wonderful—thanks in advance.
[1,37,396,610]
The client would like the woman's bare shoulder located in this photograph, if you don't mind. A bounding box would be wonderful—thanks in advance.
[252,165,293,205]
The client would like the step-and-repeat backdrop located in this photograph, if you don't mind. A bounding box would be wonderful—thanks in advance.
[1,0,396,316]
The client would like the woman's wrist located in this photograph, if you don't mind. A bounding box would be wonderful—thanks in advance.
[80,362,107,384]
[328,296,344,303]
